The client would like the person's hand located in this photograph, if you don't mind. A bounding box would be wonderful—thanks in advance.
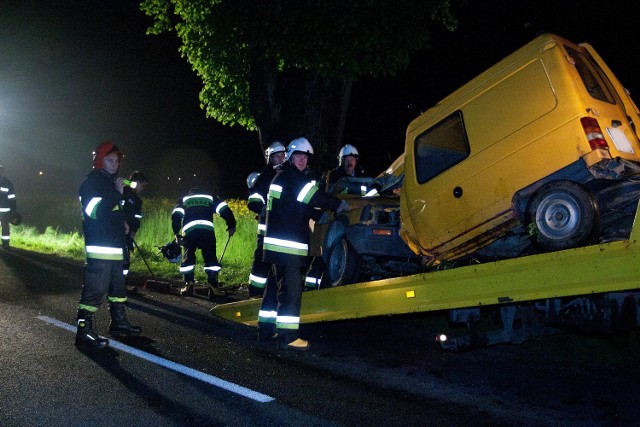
[175,235,184,246]
[228,226,236,237]
[115,177,126,194]
[336,200,350,213]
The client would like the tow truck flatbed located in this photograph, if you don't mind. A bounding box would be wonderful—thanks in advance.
[212,207,640,335]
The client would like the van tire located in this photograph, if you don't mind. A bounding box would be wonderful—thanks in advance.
[526,181,597,252]
[325,238,361,287]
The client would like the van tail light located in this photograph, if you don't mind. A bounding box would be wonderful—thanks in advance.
[581,117,609,150]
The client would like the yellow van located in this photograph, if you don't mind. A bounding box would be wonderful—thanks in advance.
[400,33,640,261]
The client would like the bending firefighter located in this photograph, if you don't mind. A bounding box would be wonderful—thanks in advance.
[172,187,236,300]
[258,138,348,350]
[76,141,141,351]
[246,141,286,298]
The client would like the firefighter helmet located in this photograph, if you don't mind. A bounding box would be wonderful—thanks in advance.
[285,138,314,161]
[159,241,182,263]
[246,172,261,189]
[338,144,359,166]
[9,211,22,226]
[93,141,123,169]
[264,141,286,164]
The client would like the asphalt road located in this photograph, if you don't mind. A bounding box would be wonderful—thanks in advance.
[1,246,639,426]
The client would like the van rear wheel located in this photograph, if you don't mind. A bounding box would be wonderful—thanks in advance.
[527,181,597,252]
[325,238,360,287]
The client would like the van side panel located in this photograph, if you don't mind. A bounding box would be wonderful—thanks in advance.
[464,59,558,153]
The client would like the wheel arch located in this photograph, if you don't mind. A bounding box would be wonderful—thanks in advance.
[321,216,349,265]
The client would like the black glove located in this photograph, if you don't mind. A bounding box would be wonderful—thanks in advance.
[227,226,236,237]
[175,235,184,246]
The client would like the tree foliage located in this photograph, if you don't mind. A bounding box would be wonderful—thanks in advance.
[141,0,456,166]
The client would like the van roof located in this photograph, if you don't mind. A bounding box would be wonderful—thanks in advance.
[406,33,569,134]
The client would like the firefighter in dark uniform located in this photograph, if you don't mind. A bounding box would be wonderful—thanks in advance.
[258,137,349,350]
[246,141,286,298]
[323,144,366,193]
[76,141,141,351]
[0,165,17,247]
[122,171,149,277]
[172,187,236,300]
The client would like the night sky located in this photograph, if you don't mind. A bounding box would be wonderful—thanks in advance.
[0,0,258,200]
[1,1,639,200]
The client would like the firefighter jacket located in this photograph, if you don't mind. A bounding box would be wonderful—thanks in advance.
[324,164,366,193]
[0,176,16,213]
[263,162,341,267]
[79,169,126,261]
[247,164,279,236]
[171,190,236,237]
[123,186,143,234]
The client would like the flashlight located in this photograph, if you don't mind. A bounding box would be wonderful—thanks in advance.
[123,179,138,189]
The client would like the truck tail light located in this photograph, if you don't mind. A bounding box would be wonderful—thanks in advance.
[581,117,609,150]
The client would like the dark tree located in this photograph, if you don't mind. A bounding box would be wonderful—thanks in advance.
[140,0,456,168]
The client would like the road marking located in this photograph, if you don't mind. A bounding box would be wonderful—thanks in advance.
[37,315,275,403]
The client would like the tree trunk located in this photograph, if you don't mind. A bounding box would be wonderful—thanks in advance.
[249,62,352,172]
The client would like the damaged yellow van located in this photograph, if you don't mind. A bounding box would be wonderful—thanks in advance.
[400,33,640,262]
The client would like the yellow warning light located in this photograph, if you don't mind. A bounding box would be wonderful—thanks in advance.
[235,311,242,317]
[406,290,415,298]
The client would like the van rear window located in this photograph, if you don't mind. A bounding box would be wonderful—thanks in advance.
[565,45,615,104]
[414,111,470,184]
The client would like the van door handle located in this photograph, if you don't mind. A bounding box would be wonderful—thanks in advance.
[612,119,622,127]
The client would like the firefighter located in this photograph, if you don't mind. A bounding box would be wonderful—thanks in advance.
[172,186,236,300]
[258,137,349,350]
[323,144,366,193]
[122,171,149,277]
[0,165,17,247]
[246,141,286,298]
[76,141,141,351]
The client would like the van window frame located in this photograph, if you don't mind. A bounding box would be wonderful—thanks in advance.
[414,111,471,184]
[565,45,616,105]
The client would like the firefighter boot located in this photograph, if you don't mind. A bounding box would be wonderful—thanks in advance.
[108,303,142,337]
[75,310,109,350]
[277,331,310,351]
[180,281,195,296]
[207,273,226,301]
[257,322,277,343]
[207,284,227,301]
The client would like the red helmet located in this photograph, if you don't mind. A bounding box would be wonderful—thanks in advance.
[93,141,123,169]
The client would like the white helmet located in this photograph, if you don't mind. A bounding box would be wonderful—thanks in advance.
[246,171,260,189]
[285,137,314,161]
[264,141,286,164]
[338,144,359,166]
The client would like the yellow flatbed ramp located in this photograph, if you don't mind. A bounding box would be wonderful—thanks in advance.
[212,214,640,327]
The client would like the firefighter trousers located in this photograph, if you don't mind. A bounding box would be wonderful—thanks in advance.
[248,233,270,297]
[259,263,305,343]
[0,212,10,245]
[78,258,128,310]
[180,229,220,284]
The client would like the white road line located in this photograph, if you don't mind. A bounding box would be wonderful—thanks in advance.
[37,315,275,403]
